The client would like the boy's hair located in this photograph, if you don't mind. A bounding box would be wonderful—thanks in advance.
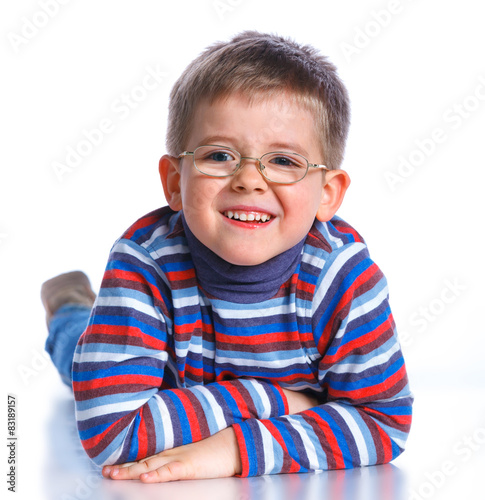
[166,31,350,171]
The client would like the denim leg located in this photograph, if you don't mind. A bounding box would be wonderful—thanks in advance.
[45,304,92,388]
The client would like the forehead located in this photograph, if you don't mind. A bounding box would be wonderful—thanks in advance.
[187,92,322,156]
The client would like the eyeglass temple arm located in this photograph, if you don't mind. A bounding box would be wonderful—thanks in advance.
[309,163,329,170]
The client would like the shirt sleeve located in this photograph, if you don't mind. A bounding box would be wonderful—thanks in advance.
[72,238,288,466]
[232,244,413,476]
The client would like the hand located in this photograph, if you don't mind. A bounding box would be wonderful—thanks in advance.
[281,388,319,414]
[102,427,242,483]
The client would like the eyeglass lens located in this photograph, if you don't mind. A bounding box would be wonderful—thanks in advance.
[192,145,309,183]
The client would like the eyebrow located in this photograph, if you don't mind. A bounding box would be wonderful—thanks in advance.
[196,136,310,157]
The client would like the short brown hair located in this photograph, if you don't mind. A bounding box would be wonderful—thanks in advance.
[166,31,350,170]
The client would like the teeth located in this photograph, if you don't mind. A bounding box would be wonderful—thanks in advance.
[224,210,271,223]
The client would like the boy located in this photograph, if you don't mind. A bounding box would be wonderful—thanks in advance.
[41,31,412,483]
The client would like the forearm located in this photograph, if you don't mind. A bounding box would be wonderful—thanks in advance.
[233,388,413,477]
[151,379,289,450]
[75,372,289,466]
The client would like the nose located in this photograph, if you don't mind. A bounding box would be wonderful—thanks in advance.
[230,157,268,193]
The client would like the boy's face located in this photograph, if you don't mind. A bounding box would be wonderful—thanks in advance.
[165,93,341,266]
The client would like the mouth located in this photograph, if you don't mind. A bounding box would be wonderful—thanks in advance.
[222,209,273,224]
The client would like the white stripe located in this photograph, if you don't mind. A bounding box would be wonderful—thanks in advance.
[312,243,365,315]
[258,422,275,474]
[286,415,320,469]
[327,402,369,465]
[104,445,123,466]
[301,252,325,269]
[73,350,168,364]
[115,240,160,269]
[114,239,168,287]
[149,240,188,257]
[346,285,388,325]
[296,304,311,318]
[202,347,215,360]
[214,303,295,320]
[190,386,227,430]
[215,354,307,369]
[325,228,345,248]
[250,380,272,419]
[391,433,407,449]
[330,341,400,375]
[96,295,163,319]
[76,398,146,421]
[172,294,200,308]
[154,395,174,450]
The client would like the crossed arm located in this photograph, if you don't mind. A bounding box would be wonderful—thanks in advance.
[102,389,318,483]
[73,238,412,482]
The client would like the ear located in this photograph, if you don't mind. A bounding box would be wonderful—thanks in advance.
[316,169,351,222]
[159,155,183,211]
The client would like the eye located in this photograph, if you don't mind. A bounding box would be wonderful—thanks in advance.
[266,153,306,169]
[196,146,238,163]
[209,151,234,162]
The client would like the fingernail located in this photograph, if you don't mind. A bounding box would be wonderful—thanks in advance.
[111,468,119,477]
[103,467,111,476]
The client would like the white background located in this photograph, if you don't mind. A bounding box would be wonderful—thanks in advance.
[1,1,484,499]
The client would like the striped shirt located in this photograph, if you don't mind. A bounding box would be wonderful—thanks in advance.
[73,207,412,476]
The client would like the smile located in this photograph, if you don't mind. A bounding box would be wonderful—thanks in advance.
[223,210,272,223]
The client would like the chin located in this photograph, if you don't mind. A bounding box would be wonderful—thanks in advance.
[219,250,270,267]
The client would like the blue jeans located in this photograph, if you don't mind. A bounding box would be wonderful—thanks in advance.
[45,304,91,387]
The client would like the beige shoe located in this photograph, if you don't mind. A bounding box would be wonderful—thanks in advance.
[41,271,96,325]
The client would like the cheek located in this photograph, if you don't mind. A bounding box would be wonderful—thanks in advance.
[181,176,224,214]
[280,184,323,229]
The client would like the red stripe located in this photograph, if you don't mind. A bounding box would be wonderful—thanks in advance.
[137,412,148,459]
[375,422,393,463]
[263,421,301,473]
[173,391,202,441]
[83,419,121,450]
[223,383,251,418]
[165,269,196,281]
[323,321,391,366]
[83,324,167,351]
[297,280,315,294]
[122,213,161,240]
[73,374,162,392]
[232,424,250,477]
[309,412,346,469]
[317,265,382,353]
[328,365,407,401]
[215,330,299,346]
[103,268,165,303]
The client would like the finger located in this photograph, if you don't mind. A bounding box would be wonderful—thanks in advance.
[109,458,161,480]
[102,464,134,479]
[140,460,189,483]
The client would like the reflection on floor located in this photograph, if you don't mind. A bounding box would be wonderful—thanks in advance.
[43,396,407,500]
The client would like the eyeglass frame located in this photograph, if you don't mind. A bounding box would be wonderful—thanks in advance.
[178,144,329,185]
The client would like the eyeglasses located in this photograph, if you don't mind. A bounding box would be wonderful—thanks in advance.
[178,145,328,184]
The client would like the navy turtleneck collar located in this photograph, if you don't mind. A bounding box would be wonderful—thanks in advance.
[181,214,305,304]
